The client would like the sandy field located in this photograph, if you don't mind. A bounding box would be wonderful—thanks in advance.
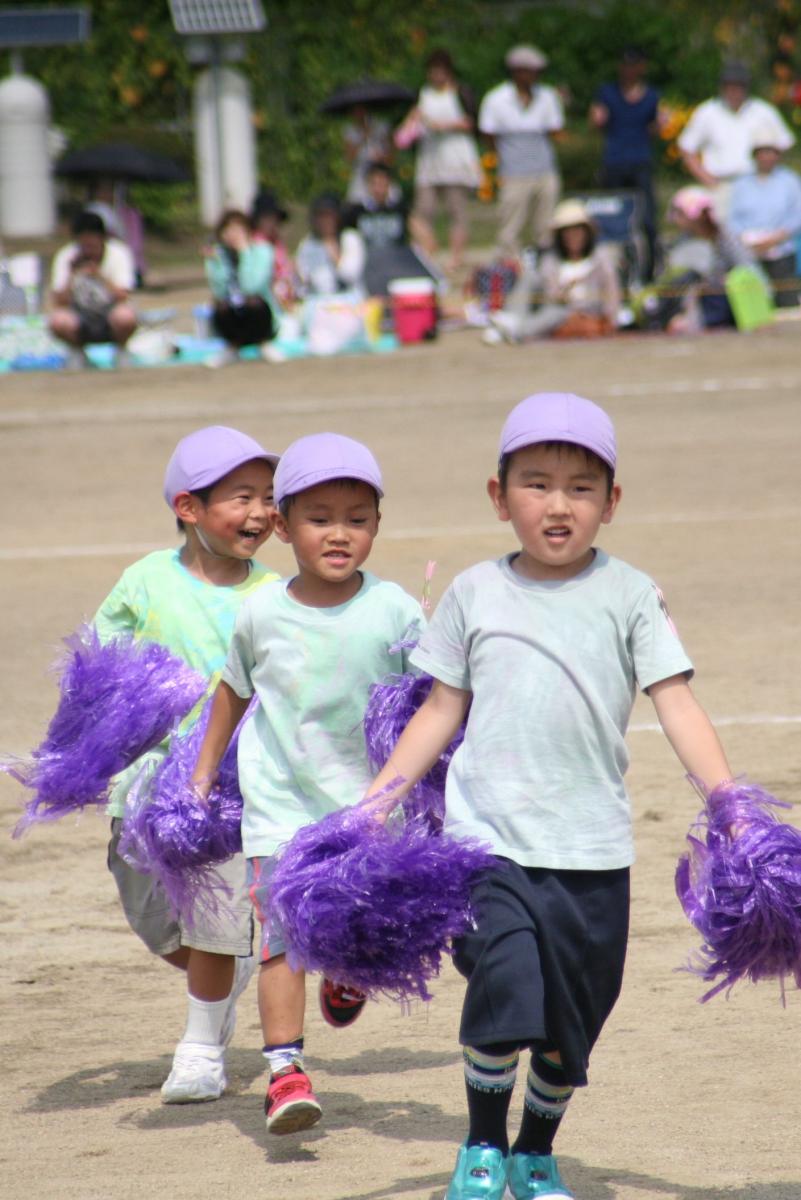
[1,321,800,1200]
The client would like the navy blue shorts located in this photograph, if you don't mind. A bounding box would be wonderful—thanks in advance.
[452,859,630,1087]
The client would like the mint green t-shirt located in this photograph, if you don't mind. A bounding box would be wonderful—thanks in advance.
[221,571,425,857]
[94,548,278,818]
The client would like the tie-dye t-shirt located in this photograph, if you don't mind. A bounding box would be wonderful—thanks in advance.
[222,572,425,857]
[94,548,278,817]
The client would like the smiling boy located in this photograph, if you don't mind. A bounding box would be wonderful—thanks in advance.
[365,392,733,1200]
[191,432,425,1137]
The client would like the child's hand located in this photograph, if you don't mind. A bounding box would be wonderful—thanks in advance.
[191,774,215,806]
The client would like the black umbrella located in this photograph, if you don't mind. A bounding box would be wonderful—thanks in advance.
[56,142,192,184]
[320,79,416,115]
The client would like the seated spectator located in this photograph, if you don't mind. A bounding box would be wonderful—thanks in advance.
[343,162,438,295]
[203,208,279,366]
[250,188,297,308]
[295,194,366,297]
[656,186,761,332]
[49,210,137,368]
[484,199,620,342]
[729,130,801,306]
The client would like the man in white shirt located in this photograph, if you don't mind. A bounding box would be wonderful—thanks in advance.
[49,210,137,367]
[678,61,794,216]
[479,44,564,257]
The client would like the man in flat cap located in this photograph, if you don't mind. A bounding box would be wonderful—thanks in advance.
[479,44,564,259]
[678,61,793,216]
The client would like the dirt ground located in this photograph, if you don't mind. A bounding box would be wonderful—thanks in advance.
[1,320,800,1200]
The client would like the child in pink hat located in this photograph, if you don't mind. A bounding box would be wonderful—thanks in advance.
[191,432,425,1138]
[365,393,735,1200]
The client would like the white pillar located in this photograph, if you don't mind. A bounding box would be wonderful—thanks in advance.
[193,65,257,227]
[0,74,55,237]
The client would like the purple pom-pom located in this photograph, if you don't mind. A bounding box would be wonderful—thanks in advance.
[269,803,494,1002]
[676,779,801,1001]
[364,671,465,830]
[119,697,251,919]
[7,627,207,836]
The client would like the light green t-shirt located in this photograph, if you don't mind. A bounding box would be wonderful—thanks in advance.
[410,551,694,871]
[221,571,425,858]
[94,548,278,817]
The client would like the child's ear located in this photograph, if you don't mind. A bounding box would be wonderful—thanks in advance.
[601,482,622,525]
[487,476,511,522]
[173,492,199,526]
[273,512,292,544]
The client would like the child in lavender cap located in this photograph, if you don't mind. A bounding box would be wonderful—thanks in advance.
[366,392,735,1200]
[98,425,280,1104]
[191,432,425,1137]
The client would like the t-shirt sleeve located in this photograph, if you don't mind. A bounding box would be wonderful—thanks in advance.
[408,582,471,690]
[50,244,73,293]
[677,104,707,154]
[545,87,565,131]
[93,571,137,642]
[221,604,257,698]
[105,241,136,290]
[478,90,499,135]
[628,581,694,692]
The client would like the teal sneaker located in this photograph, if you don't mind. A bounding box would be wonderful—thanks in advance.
[506,1153,573,1199]
[445,1142,507,1200]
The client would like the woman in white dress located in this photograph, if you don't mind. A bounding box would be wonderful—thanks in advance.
[402,49,481,272]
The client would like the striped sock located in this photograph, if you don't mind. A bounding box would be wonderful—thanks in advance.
[512,1050,574,1156]
[262,1038,304,1077]
[463,1043,520,1153]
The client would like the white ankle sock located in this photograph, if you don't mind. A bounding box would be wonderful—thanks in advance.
[182,993,230,1047]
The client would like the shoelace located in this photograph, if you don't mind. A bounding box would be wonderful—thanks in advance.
[269,1073,311,1107]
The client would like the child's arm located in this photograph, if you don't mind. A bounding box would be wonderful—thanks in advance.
[648,675,731,791]
[191,679,250,799]
[365,679,470,808]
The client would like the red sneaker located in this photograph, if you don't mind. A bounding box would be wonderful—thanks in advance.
[264,1067,322,1135]
[319,978,367,1028]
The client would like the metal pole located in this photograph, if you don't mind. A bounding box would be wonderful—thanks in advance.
[210,38,225,217]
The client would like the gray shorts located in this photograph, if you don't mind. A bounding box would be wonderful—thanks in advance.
[107,818,253,957]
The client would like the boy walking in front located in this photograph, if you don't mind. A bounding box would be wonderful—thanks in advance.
[366,392,733,1199]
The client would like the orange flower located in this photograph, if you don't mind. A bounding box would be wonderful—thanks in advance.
[147,59,169,79]
[130,25,148,43]
[120,85,143,107]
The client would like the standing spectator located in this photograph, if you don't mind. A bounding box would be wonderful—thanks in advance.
[343,104,397,206]
[49,210,137,369]
[203,209,279,366]
[728,130,801,306]
[403,49,482,274]
[478,44,564,259]
[251,189,297,309]
[678,62,794,216]
[590,47,661,280]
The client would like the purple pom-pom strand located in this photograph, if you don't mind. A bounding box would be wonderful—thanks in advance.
[269,799,495,1002]
[7,627,207,836]
[676,779,801,1001]
[364,671,465,830]
[119,696,252,920]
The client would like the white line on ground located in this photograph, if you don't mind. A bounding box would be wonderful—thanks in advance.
[1,374,801,428]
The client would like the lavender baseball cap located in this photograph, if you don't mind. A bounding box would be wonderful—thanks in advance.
[163,425,280,509]
[273,432,384,506]
[499,392,617,471]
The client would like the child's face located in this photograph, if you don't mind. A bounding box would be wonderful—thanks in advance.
[487,444,620,581]
[177,459,276,560]
[275,480,380,589]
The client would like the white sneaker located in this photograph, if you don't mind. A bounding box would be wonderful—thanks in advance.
[161,1041,227,1104]
[203,346,239,369]
[220,954,257,1048]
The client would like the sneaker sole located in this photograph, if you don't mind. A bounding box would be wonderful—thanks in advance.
[318,979,367,1029]
[161,1084,225,1105]
[266,1098,323,1135]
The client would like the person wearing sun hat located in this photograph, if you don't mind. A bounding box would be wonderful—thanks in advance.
[364,390,734,1200]
[190,431,425,1140]
[479,43,564,257]
[88,425,281,1105]
[728,127,801,305]
[484,198,620,343]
